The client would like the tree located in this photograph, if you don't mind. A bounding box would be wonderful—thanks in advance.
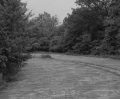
[0,0,29,81]
[103,0,120,54]
[0,0,29,51]
[76,0,111,13]
[57,0,113,54]
[27,12,58,51]
[62,7,104,53]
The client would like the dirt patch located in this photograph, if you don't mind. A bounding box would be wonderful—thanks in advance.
[41,54,52,59]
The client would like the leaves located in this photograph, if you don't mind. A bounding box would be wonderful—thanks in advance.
[0,0,30,81]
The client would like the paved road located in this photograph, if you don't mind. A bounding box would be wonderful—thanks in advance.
[0,53,120,99]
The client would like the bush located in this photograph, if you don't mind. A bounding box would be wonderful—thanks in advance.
[0,48,31,81]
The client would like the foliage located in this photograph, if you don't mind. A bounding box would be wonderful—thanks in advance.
[26,12,59,52]
[55,0,119,55]
[1,0,119,82]
[19,0,120,56]
[103,0,120,55]
[61,6,104,53]
[0,0,30,81]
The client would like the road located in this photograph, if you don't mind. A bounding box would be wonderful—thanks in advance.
[0,53,120,99]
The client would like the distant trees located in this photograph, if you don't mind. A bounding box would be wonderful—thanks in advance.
[24,0,120,56]
[26,12,59,51]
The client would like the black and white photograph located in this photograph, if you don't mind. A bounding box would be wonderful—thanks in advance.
[0,0,120,99]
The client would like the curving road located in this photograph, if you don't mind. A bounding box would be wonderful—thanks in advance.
[0,53,120,99]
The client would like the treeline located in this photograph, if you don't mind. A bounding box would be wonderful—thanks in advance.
[26,12,59,52]
[28,0,120,55]
[0,0,30,81]
[62,0,120,55]
[61,0,118,55]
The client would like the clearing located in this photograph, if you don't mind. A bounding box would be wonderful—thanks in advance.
[0,53,120,99]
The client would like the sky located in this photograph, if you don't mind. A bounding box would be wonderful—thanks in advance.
[22,0,77,22]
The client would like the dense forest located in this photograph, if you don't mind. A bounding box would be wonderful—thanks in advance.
[27,0,120,55]
[0,0,120,81]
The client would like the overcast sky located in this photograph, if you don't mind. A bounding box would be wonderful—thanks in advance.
[22,0,77,22]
